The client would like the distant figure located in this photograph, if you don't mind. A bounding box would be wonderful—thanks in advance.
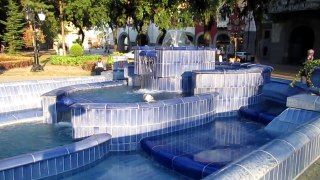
[143,94,155,102]
[94,58,106,75]
[301,49,315,86]
[219,55,223,62]
[0,43,4,53]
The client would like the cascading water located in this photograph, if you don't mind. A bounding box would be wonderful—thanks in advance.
[162,30,194,47]
[133,30,216,92]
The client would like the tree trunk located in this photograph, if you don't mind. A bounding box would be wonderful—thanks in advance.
[253,18,262,64]
[79,28,85,45]
[112,26,118,52]
[59,0,66,56]
[203,20,213,47]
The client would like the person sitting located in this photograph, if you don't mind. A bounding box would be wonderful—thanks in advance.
[95,58,106,75]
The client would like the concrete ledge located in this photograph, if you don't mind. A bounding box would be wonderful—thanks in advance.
[0,133,111,179]
[287,94,320,111]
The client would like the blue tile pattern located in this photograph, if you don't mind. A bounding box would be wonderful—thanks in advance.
[205,116,320,180]
[70,93,218,151]
[265,108,320,137]
[0,76,107,124]
[0,108,42,125]
[42,81,125,124]
[134,47,216,91]
[0,134,111,180]
[287,94,320,111]
[191,64,272,115]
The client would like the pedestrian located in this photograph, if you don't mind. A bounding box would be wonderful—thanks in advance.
[301,49,315,86]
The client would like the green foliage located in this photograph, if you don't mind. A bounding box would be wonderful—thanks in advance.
[0,0,25,54]
[64,0,110,43]
[50,55,101,66]
[69,43,84,57]
[290,59,320,87]
[107,56,114,65]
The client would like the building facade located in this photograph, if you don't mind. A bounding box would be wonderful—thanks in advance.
[263,0,320,64]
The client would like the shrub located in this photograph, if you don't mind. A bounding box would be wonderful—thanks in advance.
[50,55,101,66]
[82,61,96,71]
[0,59,33,70]
[0,55,31,62]
[69,43,84,57]
[0,55,33,70]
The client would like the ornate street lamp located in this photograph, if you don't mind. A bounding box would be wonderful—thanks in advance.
[227,0,245,59]
[24,6,46,72]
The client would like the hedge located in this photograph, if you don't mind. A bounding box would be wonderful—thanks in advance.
[50,55,101,66]
[0,55,32,62]
[0,59,33,70]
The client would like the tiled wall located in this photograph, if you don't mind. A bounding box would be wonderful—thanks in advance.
[205,94,320,180]
[133,47,216,91]
[42,81,125,124]
[263,78,308,104]
[0,77,107,115]
[191,64,273,115]
[0,134,111,180]
[71,93,218,151]
[205,116,320,180]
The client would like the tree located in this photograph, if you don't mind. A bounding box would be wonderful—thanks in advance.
[0,0,8,37]
[0,0,25,54]
[189,0,228,46]
[64,0,110,45]
[22,0,59,50]
[241,0,272,63]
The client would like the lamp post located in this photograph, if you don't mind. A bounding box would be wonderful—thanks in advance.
[227,0,245,59]
[24,6,46,72]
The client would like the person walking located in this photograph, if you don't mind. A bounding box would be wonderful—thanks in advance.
[301,49,315,86]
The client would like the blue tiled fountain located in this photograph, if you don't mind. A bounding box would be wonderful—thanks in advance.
[1,32,320,180]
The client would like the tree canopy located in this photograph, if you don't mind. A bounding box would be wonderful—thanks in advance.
[0,0,273,53]
[0,0,25,53]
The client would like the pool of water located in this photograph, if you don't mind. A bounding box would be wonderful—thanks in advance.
[0,121,74,160]
[62,116,272,179]
[62,152,186,180]
[67,86,183,103]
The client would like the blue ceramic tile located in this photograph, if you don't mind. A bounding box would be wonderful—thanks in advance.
[31,162,41,179]
[39,160,49,178]
[83,149,90,165]
[77,151,84,167]
[63,155,71,171]
[13,167,23,180]
[55,156,64,174]
[47,159,57,176]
